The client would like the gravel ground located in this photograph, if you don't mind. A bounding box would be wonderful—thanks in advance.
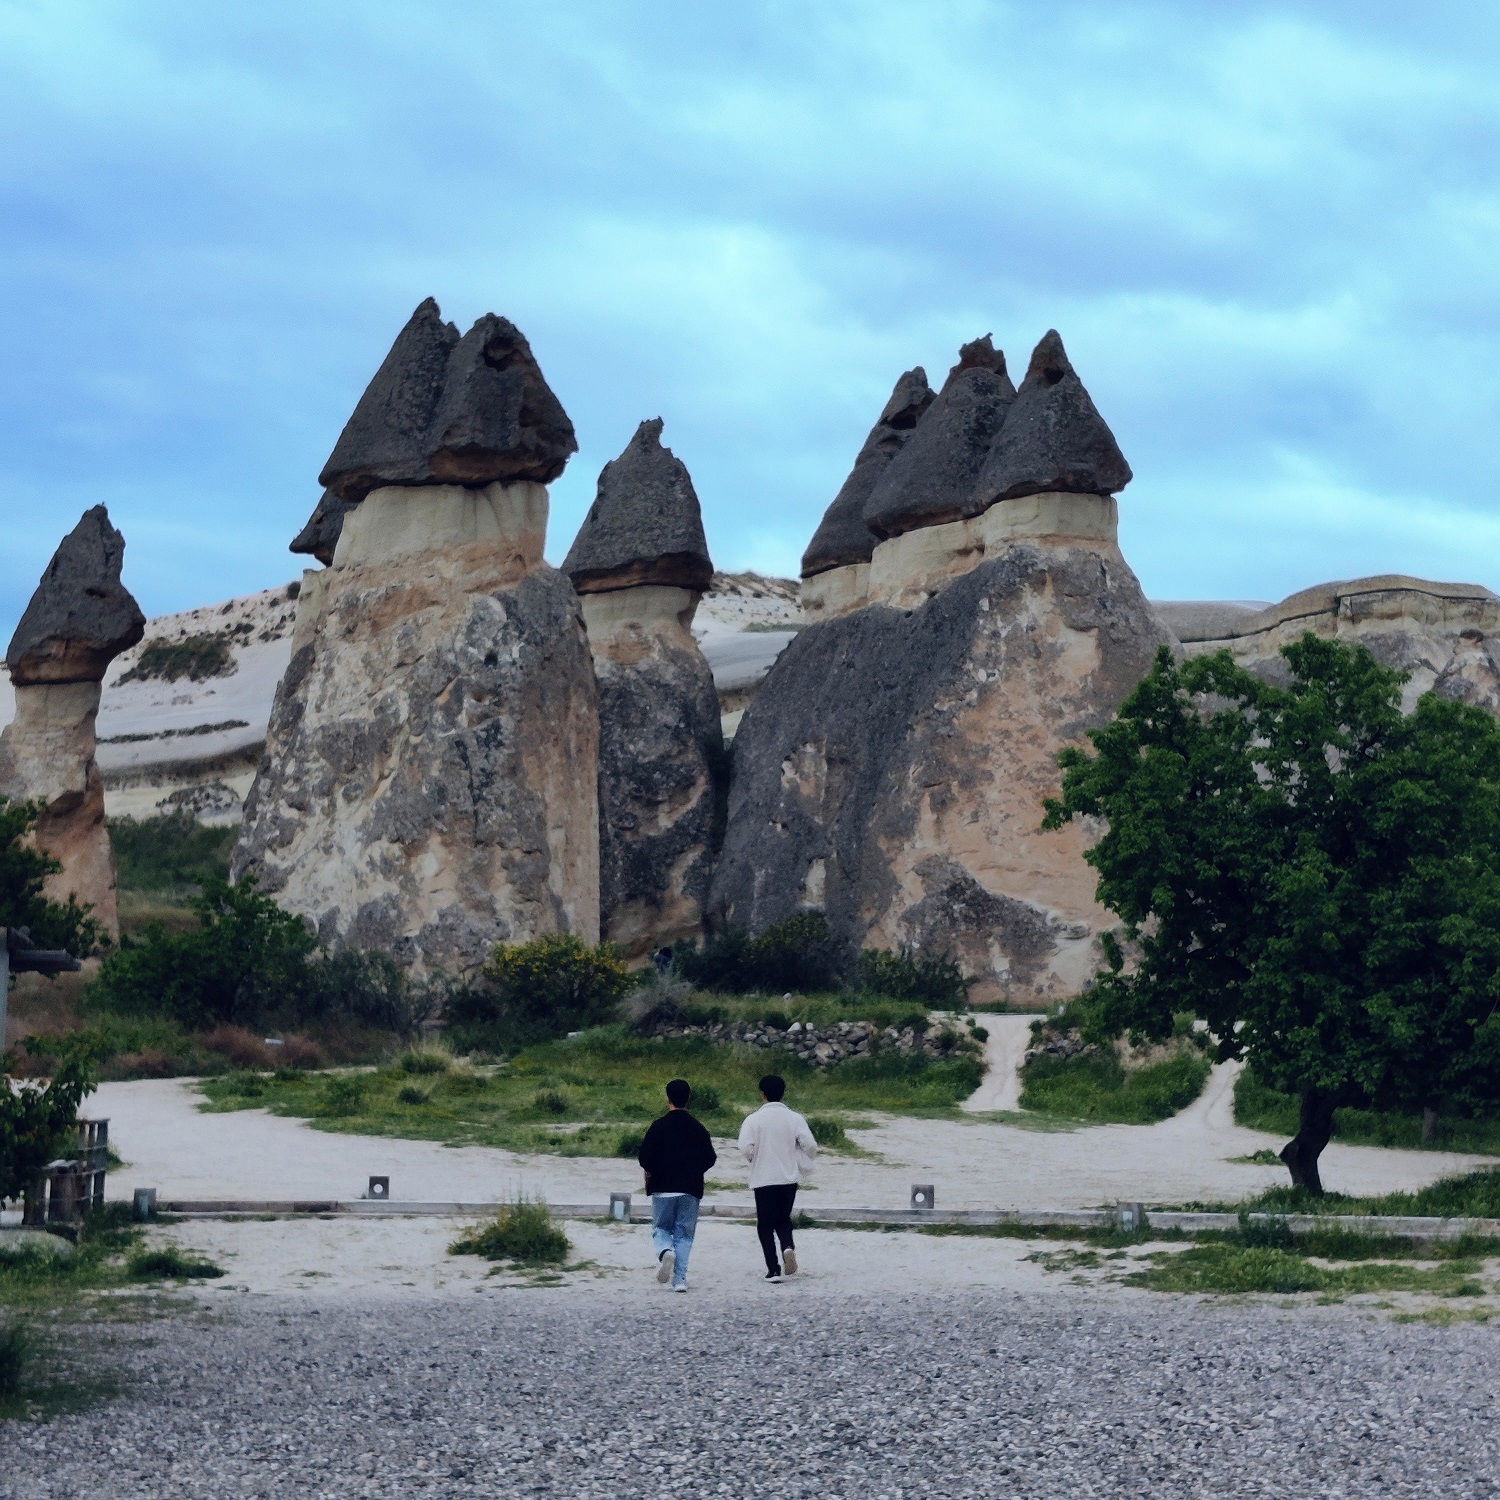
[6,1288,1497,1499]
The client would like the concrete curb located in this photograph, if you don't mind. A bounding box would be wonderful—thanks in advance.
[139,1199,1500,1242]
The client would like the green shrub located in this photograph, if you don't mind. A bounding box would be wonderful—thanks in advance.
[119,632,233,684]
[690,1084,722,1114]
[396,1085,429,1106]
[0,795,103,954]
[449,1198,569,1266]
[399,1048,451,1075]
[447,934,632,1048]
[855,948,971,1008]
[807,1115,849,1149]
[0,1054,96,1209]
[677,913,840,994]
[127,1247,225,1280]
[301,950,445,1042]
[534,1088,570,1115]
[108,815,235,894]
[615,1127,646,1158]
[317,1075,368,1118]
[0,1320,28,1398]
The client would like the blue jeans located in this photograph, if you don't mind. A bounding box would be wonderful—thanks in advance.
[651,1194,699,1286]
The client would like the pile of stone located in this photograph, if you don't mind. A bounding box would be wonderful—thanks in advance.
[1022,1025,1094,1066]
[646,1016,972,1069]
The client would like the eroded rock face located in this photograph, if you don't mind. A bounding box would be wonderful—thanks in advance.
[563,420,713,595]
[580,588,724,957]
[711,524,1173,1005]
[289,490,353,567]
[801,368,934,580]
[234,482,600,974]
[318,300,576,503]
[7,506,145,686]
[1,506,144,937]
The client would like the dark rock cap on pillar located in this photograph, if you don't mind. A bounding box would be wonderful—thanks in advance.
[317,300,578,502]
[425,315,578,487]
[862,337,1015,542]
[562,419,713,595]
[970,330,1131,509]
[6,505,145,685]
[801,367,934,579]
[318,298,460,503]
[289,489,355,566]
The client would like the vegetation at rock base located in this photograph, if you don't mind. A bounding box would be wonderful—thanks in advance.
[675,912,841,994]
[0,795,102,956]
[449,1197,570,1267]
[198,1024,982,1156]
[117,631,234,684]
[1046,635,1500,1195]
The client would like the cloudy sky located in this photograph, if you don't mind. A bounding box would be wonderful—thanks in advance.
[3,1,1498,629]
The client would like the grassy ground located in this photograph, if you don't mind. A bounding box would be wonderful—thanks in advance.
[1018,1047,1211,1124]
[0,1208,221,1417]
[198,1025,984,1157]
[1233,1064,1500,1155]
[108,814,236,939]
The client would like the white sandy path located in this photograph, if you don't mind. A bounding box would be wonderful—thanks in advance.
[960,1015,1031,1112]
[94,1075,1495,1214]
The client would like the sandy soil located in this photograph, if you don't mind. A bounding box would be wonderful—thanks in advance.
[93,1067,1495,1216]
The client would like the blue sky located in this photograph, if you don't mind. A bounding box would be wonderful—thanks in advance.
[3,1,1499,628]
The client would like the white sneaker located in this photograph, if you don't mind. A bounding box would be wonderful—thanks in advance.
[673,1282,688,1293]
[783,1249,798,1276]
[656,1250,672,1284]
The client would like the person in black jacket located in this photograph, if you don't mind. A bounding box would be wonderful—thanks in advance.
[636,1079,717,1292]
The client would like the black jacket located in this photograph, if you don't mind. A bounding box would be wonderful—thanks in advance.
[637,1110,718,1199]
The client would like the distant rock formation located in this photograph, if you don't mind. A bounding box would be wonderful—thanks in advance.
[800,368,933,622]
[715,330,1164,1004]
[564,421,723,957]
[1,506,145,937]
[235,302,598,974]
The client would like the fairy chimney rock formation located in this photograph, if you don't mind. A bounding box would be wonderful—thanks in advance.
[801,368,934,622]
[971,330,1131,508]
[564,421,723,956]
[715,330,1171,1005]
[1,506,145,936]
[235,300,599,974]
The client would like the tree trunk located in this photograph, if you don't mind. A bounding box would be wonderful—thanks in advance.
[1280,1090,1337,1195]
[1421,1106,1440,1145]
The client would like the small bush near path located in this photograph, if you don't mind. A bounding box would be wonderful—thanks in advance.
[450,1199,569,1266]
[1122,1243,1490,1298]
[126,1247,224,1281]
[108,815,234,896]
[1019,1048,1210,1124]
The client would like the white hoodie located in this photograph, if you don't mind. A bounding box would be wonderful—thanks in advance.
[737,1100,818,1189]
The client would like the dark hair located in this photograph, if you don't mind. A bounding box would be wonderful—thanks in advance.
[665,1078,692,1108]
[759,1074,786,1102]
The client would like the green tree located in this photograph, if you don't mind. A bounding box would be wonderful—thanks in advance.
[0,795,102,955]
[1044,635,1500,1195]
[90,875,317,1029]
[0,1053,95,1210]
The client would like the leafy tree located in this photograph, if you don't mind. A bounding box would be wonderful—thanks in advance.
[676,912,841,993]
[0,1053,95,1210]
[1044,635,1500,1195]
[90,875,317,1029]
[0,795,102,955]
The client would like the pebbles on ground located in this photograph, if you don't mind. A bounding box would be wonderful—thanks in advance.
[5,1288,1496,1499]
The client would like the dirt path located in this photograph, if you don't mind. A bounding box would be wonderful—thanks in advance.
[960,1013,1032,1112]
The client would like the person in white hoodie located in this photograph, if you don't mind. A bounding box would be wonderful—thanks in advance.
[737,1074,818,1283]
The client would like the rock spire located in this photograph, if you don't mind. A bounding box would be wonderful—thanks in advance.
[562,420,713,595]
[6,506,145,686]
[863,337,1015,541]
[317,299,577,503]
[801,368,934,579]
[971,330,1131,508]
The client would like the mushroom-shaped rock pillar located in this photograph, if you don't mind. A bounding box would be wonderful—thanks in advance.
[236,299,599,975]
[563,420,723,957]
[1,506,146,938]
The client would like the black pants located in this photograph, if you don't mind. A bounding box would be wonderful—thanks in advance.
[754,1183,797,1273]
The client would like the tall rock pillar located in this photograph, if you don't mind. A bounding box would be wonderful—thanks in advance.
[563,420,723,957]
[712,331,1171,1005]
[0,507,146,938]
[234,301,600,974]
